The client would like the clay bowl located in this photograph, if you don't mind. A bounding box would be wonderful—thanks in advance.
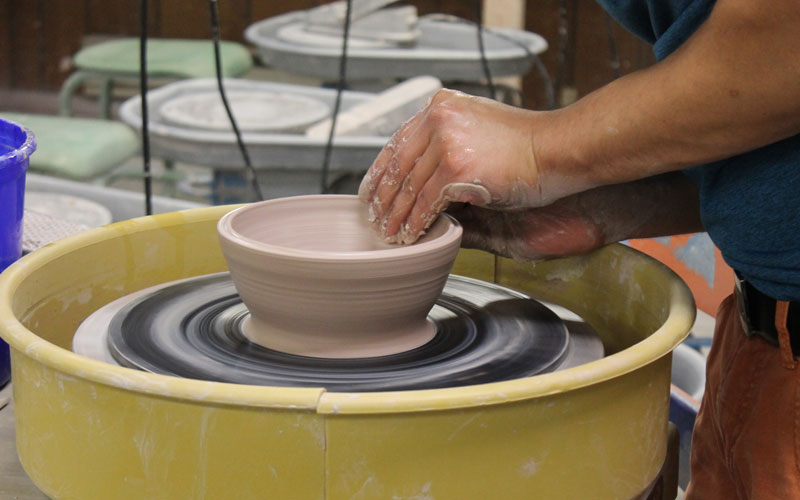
[217,194,462,358]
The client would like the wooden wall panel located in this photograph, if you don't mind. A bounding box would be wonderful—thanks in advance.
[85,0,160,37]
[216,0,254,42]
[571,1,655,96]
[522,0,564,108]
[523,0,654,109]
[162,0,257,43]
[250,2,314,27]
[8,0,45,89]
[415,0,476,20]
[3,0,657,101]
[40,0,86,90]
[0,0,12,87]
[159,1,210,39]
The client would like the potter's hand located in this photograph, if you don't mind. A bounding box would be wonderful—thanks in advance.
[359,89,547,244]
[448,174,704,262]
[447,201,609,263]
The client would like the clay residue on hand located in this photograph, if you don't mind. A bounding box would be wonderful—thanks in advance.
[382,182,492,245]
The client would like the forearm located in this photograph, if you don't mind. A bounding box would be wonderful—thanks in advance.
[594,173,703,242]
[453,173,702,262]
[535,0,800,197]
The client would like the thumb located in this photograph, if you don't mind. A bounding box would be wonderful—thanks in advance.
[445,204,508,255]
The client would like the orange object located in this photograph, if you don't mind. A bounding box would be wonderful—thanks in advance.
[629,234,735,315]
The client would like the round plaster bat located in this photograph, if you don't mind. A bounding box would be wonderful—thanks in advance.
[217,195,463,358]
[158,90,330,133]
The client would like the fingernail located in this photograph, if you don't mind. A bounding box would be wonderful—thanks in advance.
[420,211,434,227]
[370,200,382,222]
[398,222,421,245]
[358,175,373,201]
[400,223,412,244]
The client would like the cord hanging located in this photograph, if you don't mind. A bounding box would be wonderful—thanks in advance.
[474,0,496,100]
[430,13,554,109]
[209,0,263,202]
[139,0,153,215]
[320,0,354,194]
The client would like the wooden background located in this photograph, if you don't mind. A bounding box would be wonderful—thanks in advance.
[1,1,655,109]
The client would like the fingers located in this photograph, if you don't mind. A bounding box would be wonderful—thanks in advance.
[358,143,395,209]
[370,129,432,225]
[376,139,443,239]
[390,165,493,243]
[358,105,429,209]
[360,90,469,239]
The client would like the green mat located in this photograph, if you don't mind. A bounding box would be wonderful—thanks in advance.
[1,113,139,181]
[74,38,253,78]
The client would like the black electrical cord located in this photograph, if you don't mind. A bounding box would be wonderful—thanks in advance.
[320,0,354,194]
[484,26,555,109]
[473,0,496,100]
[472,0,499,281]
[208,0,263,202]
[530,53,555,109]
[425,14,554,110]
[139,0,153,216]
[554,0,579,107]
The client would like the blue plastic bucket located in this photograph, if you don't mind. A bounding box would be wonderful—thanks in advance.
[0,117,36,387]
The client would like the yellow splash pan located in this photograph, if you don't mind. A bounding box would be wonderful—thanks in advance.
[0,206,695,500]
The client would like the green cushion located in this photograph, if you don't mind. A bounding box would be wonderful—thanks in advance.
[73,38,253,79]
[1,113,140,180]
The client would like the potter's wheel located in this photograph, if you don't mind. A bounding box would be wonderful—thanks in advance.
[246,13,549,81]
[4,206,695,499]
[74,273,604,392]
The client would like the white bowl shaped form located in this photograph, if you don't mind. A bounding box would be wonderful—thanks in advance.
[217,195,463,358]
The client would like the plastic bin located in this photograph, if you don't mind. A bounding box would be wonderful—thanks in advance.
[0,117,36,386]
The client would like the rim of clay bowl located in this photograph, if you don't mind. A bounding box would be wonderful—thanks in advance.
[217,194,462,262]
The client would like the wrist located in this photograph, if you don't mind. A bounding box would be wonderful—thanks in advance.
[530,107,600,205]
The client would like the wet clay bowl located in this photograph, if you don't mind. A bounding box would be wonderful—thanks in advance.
[217,194,463,358]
